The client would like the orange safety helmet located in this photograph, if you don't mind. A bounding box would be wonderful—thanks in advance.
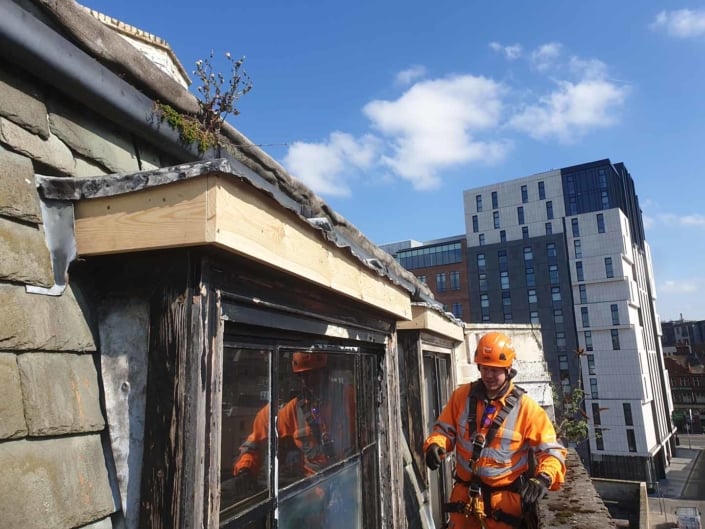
[474,332,515,368]
[291,351,328,373]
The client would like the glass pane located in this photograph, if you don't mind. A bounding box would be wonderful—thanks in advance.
[279,463,361,529]
[223,348,271,512]
[277,351,358,486]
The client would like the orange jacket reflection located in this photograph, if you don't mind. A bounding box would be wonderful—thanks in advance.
[234,386,356,478]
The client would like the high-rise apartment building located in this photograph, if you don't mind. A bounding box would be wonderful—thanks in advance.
[463,159,674,483]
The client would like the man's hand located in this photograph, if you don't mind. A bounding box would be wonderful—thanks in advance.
[425,443,445,470]
[520,472,551,503]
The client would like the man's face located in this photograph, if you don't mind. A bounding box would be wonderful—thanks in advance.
[479,364,507,393]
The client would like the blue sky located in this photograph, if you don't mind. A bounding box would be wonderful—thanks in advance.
[80,0,705,321]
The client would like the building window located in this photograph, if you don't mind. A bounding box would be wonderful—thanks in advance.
[479,273,488,291]
[585,330,593,351]
[493,211,500,229]
[592,403,602,425]
[611,329,620,350]
[222,347,376,525]
[517,206,525,225]
[538,181,546,200]
[568,196,577,216]
[546,243,557,260]
[472,215,479,233]
[530,311,540,325]
[498,250,508,271]
[396,242,463,270]
[492,191,498,209]
[528,290,538,305]
[545,222,552,235]
[500,271,510,290]
[525,267,536,287]
[581,306,590,328]
[436,273,447,292]
[576,261,584,282]
[481,294,490,321]
[601,190,609,209]
[587,354,595,374]
[623,403,633,426]
[524,247,533,262]
[549,264,559,285]
[546,201,554,220]
[502,291,512,322]
[626,429,637,452]
[452,303,463,319]
[521,185,528,203]
[597,213,605,233]
[590,378,599,399]
[476,194,483,212]
[450,271,460,290]
[522,226,529,239]
[574,239,582,259]
[571,218,580,237]
[477,253,486,272]
[551,287,561,303]
[605,257,614,278]
[579,284,588,304]
[556,331,566,348]
[611,304,620,325]
[479,233,485,246]
[500,230,506,243]
[559,355,569,371]
[595,428,604,450]
[554,308,563,325]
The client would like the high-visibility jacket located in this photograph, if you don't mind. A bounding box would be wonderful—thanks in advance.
[234,386,356,478]
[424,379,567,490]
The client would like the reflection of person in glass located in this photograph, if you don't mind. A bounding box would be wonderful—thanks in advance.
[232,352,356,494]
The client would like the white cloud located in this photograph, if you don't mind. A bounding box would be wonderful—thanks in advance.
[644,212,705,229]
[489,42,523,60]
[283,132,380,197]
[363,75,510,189]
[568,57,609,80]
[680,214,705,227]
[530,42,562,71]
[660,279,699,294]
[396,65,427,86]
[651,9,705,38]
[508,79,629,142]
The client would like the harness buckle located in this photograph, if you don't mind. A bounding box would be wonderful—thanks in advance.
[471,432,486,452]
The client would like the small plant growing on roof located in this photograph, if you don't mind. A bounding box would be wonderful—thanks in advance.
[156,51,252,152]
[194,51,253,136]
[553,385,590,445]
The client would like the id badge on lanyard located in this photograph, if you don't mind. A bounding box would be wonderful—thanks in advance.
[480,404,496,429]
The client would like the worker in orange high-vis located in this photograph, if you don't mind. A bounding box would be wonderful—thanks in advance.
[233,351,356,483]
[424,332,567,529]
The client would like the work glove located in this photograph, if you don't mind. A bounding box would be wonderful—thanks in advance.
[425,443,445,470]
[520,472,551,503]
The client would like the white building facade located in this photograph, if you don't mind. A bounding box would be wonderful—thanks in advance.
[462,159,675,484]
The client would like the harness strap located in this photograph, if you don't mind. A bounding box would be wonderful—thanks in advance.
[443,502,523,528]
[465,383,526,520]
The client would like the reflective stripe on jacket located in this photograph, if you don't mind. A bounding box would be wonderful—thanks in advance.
[423,380,567,490]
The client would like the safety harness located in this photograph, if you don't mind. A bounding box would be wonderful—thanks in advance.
[443,381,526,527]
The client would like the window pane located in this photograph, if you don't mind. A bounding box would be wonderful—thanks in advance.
[538,181,545,200]
[571,218,580,237]
[279,463,361,528]
[545,222,552,235]
[223,348,271,510]
[521,185,528,203]
[492,191,498,209]
[546,201,553,220]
